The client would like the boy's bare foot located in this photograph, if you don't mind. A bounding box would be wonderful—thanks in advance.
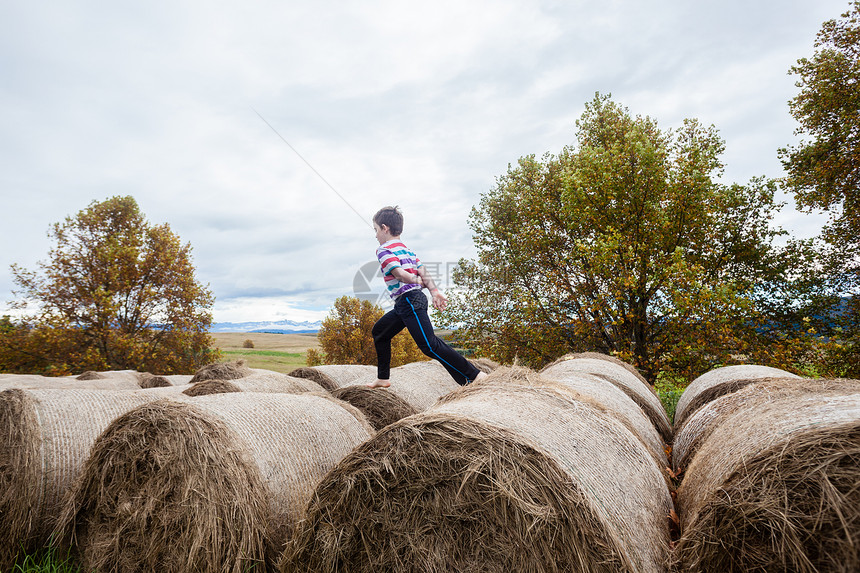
[366,379,391,388]
[474,371,489,382]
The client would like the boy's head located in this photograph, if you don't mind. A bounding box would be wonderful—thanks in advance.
[373,206,403,236]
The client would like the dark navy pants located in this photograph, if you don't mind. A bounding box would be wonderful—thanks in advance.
[372,289,480,385]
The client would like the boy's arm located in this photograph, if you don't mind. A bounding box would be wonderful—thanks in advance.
[391,267,423,286]
[417,266,447,311]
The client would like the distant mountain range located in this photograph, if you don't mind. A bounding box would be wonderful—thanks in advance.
[209,320,321,334]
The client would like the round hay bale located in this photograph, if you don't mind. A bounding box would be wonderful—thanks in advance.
[289,364,377,392]
[183,372,324,397]
[672,377,860,471]
[162,374,194,385]
[57,392,374,573]
[675,379,860,572]
[182,379,242,396]
[189,360,252,383]
[331,385,419,431]
[351,361,461,410]
[282,367,673,573]
[540,357,672,442]
[0,387,182,569]
[471,357,501,372]
[137,373,171,389]
[554,351,650,386]
[541,364,667,463]
[288,366,338,391]
[76,371,105,380]
[673,364,802,429]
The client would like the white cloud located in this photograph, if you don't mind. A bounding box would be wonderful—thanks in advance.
[0,0,849,322]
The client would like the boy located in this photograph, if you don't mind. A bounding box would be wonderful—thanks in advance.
[367,206,487,388]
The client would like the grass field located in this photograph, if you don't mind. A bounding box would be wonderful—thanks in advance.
[209,332,320,373]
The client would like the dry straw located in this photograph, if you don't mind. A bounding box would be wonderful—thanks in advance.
[57,392,374,573]
[472,357,501,372]
[0,387,185,569]
[541,354,672,442]
[673,364,801,428]
[182,371,324,396]
[331,385,418,431]
[675,378,860,572]
[288,364,376,392]
[281,367,673,573]
[541,365,667,463]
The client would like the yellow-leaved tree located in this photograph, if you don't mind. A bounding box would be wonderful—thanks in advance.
[2,196,218,375]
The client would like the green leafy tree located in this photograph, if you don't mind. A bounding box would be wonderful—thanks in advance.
[780,2,860,376]
[781,0,860,245]
[311,295,426,366]
[439,94,793,383]
[3,196,218,375]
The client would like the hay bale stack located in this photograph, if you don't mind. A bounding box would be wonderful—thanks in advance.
[0,373,144,391]
[675,378,860,572]
[351,360,461,410]
[282,367,673,573]
[58,392,374,573]
[76,370,144,384]
[541,365,667,463]
[673,364,801,428]
[183,372,324,396]
[0,387,185,569]
[331,385,419,431]
[540,356,672,441]
[189,360,252,383]
[288,364,377,392]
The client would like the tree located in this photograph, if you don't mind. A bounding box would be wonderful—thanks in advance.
[310,295,426,366]
[439,94,792,383]
[3,196,218,375]
[781,1,860,246]
[779,2,860,376]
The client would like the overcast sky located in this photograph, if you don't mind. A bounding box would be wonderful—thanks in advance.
[0,0,846,324]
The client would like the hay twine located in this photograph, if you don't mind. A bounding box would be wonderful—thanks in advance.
[281,367,672,573]
[675,378,860,572]
[57,392,374,573]
[673,364,802,429]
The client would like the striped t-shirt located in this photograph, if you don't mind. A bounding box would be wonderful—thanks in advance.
[376,239,423,299]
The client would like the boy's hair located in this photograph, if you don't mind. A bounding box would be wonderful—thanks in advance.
[373,206,404,236]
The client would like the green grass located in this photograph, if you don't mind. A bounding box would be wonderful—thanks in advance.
[219,349,308,373]
[654,374,686,424]
[222,349,304,358]
[7,545,81,573]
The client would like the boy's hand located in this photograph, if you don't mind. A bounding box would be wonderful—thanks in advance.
[431,289,447,311]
